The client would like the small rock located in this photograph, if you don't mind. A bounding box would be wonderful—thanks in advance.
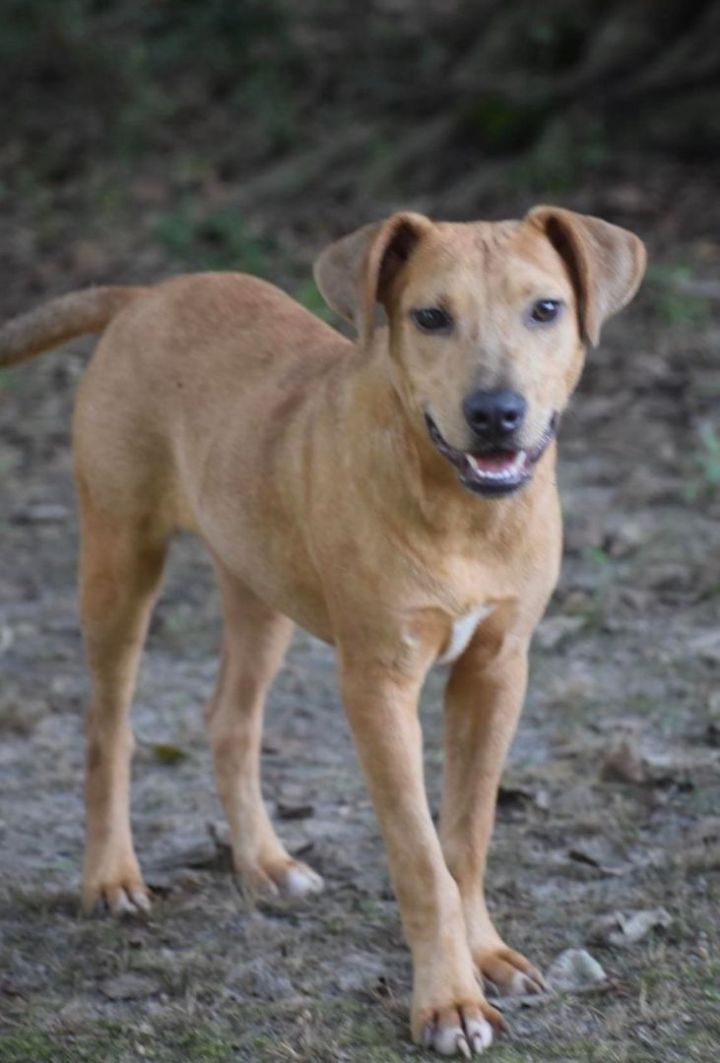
[99,974,158,1001]
[546,949,608,992]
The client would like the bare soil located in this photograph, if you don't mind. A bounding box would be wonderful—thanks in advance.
[1,166,719,1062]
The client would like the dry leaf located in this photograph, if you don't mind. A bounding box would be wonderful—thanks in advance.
[588,908,672,948]
[568,839,627,876]
[151,743,188,765]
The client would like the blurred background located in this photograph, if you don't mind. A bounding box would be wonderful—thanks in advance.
[1,4,719,1061]
[1,0,719,306]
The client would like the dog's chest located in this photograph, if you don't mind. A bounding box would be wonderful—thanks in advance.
[436,605,494,665]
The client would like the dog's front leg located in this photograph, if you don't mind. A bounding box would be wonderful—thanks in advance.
[340,654,502,1056]
[440,635,546,999]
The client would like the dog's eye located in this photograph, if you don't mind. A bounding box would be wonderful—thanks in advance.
[411,307,453,333]
[528,299,562,325]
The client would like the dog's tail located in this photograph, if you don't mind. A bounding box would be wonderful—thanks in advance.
[0,286,149,368]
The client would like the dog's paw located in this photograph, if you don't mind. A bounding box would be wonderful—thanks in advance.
[475,944,546,997]
[82,859,151,917]
[279,861,324,897]
[239,858,324,899]
[416,999,504,1057]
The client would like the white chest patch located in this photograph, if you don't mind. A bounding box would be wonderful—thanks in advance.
[436,605,494,665]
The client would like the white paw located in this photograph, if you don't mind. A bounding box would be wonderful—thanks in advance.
[424,1015,494,1056]
[279,863,324,897]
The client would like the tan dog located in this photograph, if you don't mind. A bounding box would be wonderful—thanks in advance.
[0,207,645,1057]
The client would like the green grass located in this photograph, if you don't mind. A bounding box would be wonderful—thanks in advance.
[0,1029,243,1063]
[153,206,274,274]
[0,1031,126,1063]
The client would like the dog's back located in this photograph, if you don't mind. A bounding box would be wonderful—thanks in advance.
[2,272,351,536]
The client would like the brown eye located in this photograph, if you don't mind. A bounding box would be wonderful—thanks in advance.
[412,307,453,333]
[529,299,562,325]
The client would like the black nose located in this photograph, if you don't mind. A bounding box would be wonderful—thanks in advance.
[462,389,527,443]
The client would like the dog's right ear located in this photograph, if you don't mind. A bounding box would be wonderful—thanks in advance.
[314,213,431,345]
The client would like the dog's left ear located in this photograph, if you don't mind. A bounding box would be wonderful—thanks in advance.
[527,206,647,346]
[314,213,432,345]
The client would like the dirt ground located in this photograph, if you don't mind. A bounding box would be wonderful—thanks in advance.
[1,164,720,1062]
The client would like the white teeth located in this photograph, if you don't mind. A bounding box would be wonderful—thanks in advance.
[466,450,527,481]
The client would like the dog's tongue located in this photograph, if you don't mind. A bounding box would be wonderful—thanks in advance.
[471,450,518,472]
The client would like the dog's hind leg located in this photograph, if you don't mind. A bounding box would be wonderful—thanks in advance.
[78,482,169,915]
[206,560,323,897]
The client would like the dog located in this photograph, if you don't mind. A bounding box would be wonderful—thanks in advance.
[0,207,645,1056]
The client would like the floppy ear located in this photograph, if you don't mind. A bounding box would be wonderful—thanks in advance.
[313,212,431,345]
[527,206,647,346]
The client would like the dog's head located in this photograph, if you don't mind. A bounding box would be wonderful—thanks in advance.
[314,208,646,497]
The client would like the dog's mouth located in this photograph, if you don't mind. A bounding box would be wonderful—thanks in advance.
[424,411,558,497]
